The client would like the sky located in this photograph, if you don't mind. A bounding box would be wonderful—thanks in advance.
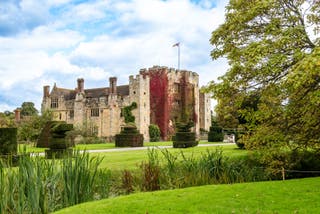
[0,0,229,112]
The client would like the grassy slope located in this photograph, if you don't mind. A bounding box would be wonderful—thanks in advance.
[55,177,320,214]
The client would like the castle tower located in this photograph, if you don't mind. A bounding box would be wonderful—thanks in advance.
[129,74,150,142]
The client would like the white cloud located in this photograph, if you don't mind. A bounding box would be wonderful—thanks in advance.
[0,0,229,112]
[0,26,83,52]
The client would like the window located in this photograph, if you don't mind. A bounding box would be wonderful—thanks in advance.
[174,83,180,93]
[69,110,74,119]
[51,98,58,108]
[91,108,99,117]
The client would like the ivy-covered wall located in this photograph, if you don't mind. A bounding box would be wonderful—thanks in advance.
[148,68,171,140]
[148,67,198,140]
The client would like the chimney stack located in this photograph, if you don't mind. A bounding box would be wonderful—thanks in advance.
[109,77,117,94]
[14,108,21,122]
[77,78,84,93]
[43,85,50,98]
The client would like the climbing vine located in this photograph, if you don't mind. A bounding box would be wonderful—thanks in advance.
[121,102,137,124]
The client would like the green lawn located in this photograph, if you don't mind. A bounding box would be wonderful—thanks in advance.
[18,142,243,170]
[90,144,244,170]
[18,141,224,153]
[54,177,320,214]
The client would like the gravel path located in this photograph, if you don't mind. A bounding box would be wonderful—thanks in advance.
[85,143,235,153]
[34,143,235,156]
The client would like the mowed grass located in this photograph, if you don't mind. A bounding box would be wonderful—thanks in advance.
[19,143,243,170]
[18,141,225,153]
[54,177,320,214]
[90,144,244,170]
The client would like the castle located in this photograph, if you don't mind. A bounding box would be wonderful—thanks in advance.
[41,66,211,141]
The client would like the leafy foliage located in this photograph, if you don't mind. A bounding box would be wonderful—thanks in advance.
[207,0,320,152]
[20,102,38,117]
[0,111,15,128]
[121,102,137,124]
[18,109,53,143]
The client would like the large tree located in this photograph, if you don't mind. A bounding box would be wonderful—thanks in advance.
[20,102,38,117]
[208,0,320,151]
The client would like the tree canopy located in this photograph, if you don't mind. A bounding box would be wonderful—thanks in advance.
[207,0,320,151]
[21,102,38,117]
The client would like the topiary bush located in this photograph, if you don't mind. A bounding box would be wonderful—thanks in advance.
[149,124,161,142]
[173,122,198,148]
[37,121,59,148]
[115,125,144,147]
[45,121,74,158]
[208,125,223,142]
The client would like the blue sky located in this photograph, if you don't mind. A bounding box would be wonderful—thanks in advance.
[0,0,229,112]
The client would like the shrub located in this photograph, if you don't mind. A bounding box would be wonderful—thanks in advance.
[149,124,161,142]
[0,128,17,155]
[208,125,223,142]
[234,131,245,149]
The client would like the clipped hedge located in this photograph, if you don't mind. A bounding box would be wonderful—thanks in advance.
[0,128,17,155]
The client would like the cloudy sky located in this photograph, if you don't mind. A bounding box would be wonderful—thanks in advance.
[0,0,229,112]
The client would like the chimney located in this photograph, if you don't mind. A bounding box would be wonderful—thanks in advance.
[77,78,84,93]
[14,108,21,122]
[109,77,117,94]
[43,85,50,98]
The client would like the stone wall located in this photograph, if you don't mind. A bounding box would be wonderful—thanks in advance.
[129,74,150,142]
[41,66,210,142]
[199,92,211,132]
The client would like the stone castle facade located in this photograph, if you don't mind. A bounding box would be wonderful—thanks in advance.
[41,66,211,141]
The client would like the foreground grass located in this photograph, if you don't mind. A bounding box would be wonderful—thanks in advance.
[55,177,320,214]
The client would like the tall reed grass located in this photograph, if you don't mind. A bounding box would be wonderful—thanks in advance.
[0,151,111,214]
[121,147,270,193]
